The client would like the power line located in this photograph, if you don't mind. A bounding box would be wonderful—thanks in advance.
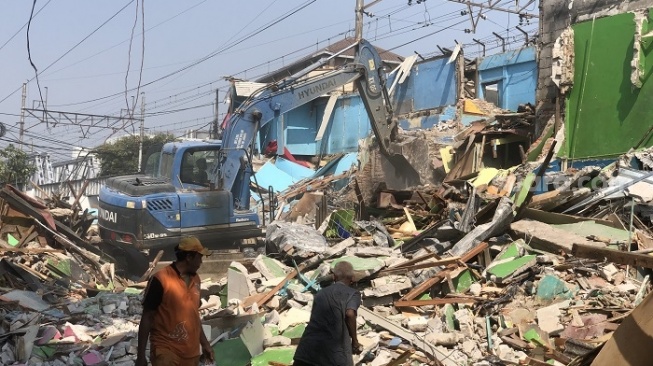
[43,0,208,79]
[26,0,46,113]
[0,0,135,107]
[0,0,52,54]
[47,0,318,109]
[124,0,140,117]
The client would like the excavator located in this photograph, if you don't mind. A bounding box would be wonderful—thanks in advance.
[97,39,419,276]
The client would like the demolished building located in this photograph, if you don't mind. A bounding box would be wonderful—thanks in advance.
[6,1,653,365]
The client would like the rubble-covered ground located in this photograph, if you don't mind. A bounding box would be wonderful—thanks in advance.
[3,108,653,365]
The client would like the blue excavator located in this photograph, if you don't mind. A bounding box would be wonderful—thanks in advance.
[97,39,419,273]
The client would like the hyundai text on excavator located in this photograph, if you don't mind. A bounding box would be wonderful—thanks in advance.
[97,39,419,274]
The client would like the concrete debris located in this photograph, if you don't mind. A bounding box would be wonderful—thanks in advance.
[8,71,653,366]
[198,140,653,366]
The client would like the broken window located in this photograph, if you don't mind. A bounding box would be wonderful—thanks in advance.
[482,82,500,107]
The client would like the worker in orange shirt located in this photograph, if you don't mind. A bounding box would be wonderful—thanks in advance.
[136,236,215,366]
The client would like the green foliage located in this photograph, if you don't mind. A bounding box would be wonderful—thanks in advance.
[94,134,175,177]
[0,144,37,185]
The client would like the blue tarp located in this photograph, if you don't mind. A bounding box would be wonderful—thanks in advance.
[275,157,315,181]
[252,161,295,193]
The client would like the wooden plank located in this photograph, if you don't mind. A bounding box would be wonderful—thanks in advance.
[394,298,477,307]
[378,257,460,276]
[16,225,36,248]
[500,335,531,351]
[572,243,653,269]
[242,263,305,308]
[389,252,437,269]
[386,349,415,366]
[399,242,488,301]
[0,248,64,254]
[138,250,165,282]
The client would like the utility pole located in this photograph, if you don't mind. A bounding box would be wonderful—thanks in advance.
[138,93,145,172]
[19,83,26,150]
[213,89,219,139]
[355,0,364,41]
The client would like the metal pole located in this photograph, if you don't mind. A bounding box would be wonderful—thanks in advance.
[627,197,635,278]
[515,26,529,45]
[355,0,364,41]
[44,86,48,126]
[138,93,145,172]
[473,38,486,57]
[492,32,506,52]
[19,83,27,150]
[214,89,219,139]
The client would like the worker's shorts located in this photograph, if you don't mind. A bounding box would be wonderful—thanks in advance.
[151,347,201,366]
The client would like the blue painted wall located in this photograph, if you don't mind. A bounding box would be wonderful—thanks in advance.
[477,47,537,111]
[259,96,372,156]
[390,56,457,114]
[258,55,460,155]
[321,96,375,154]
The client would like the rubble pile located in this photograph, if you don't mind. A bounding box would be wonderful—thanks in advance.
[3,113,653,365]
[0,185,141,365]
[205,138,653,365]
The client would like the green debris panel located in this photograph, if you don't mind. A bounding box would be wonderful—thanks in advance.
[562,11,653,159]
[326,209,355,238]
[7,233,19,247]
[494,239,528,261]
[527,123,554,162]
[523,327,547,347]
[536,275,576,302]
[266,324,280,337]
[33,346,56,359]
[513,173,535,209]
[250,347,296,366]
[47,257,72,277]
[452,269,475,293]
[487,255,536,282]
[213,338,252,366]
[258,256,288,278]
[552,222,631,243]
[331,256,385,272]
[282,324,306,339]
[444,304,456,332]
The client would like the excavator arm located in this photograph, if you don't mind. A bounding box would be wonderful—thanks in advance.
[218,39,414,209]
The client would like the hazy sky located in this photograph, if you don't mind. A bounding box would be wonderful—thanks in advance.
[0,0,538,161]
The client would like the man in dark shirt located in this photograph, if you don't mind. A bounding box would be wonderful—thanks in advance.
[136,236,215,366]
[293,260,362,366]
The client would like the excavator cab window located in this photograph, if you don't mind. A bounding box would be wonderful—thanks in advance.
[179,148,220,187]
[143,143,165,176]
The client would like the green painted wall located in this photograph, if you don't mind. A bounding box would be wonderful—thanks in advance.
[562,11,653,159]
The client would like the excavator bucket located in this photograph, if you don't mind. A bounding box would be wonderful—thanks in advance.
[355,40,425,189]
[388,137,427,188]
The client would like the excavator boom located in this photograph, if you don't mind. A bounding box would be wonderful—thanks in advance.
[218,39,419,208]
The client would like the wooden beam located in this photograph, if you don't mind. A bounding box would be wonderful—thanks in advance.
[572,243,653,269]
[399,242,488,301]
[138,250,165,282]
[0,247,64,254]
[16,225,36,248]
[378,257,461,276]
[389,252,436,268]
[395,298,477,307]
[386,349,415,366]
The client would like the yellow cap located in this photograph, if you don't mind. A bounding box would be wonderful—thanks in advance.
[178,236,212,256]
